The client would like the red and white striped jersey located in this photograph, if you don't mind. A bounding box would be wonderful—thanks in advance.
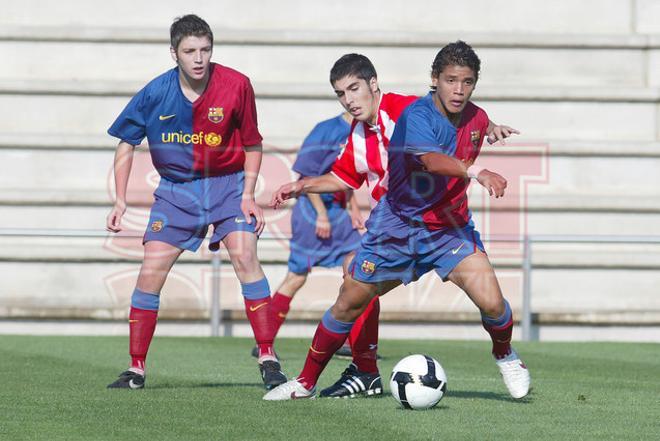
[330,92,417,206]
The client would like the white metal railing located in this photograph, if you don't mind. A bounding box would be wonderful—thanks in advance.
[1,228,659,340]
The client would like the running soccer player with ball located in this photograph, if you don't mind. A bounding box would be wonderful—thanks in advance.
[264,41,530,401]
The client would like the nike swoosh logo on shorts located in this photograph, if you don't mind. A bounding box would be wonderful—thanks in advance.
[159,114,176,120]
[249,302,268,312]
[234,217,246,223]
[451,243,465,255]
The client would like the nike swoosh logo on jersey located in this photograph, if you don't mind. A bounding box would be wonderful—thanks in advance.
[159,114,176,120]
[249,302,268,312]
[451,243,465,255]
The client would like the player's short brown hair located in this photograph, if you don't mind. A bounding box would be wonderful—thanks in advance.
[431,41,480,82]
[330,54,378,86]
[170,14,213,50]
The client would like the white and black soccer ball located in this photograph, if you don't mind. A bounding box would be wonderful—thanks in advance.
[390,354,447,410]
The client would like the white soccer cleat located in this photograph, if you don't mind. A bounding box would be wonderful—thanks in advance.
[262,378,316,401]
[495,348,531,399]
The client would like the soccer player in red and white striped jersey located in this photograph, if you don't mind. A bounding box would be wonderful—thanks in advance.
[330,90,418,206]
[270,54,415,398]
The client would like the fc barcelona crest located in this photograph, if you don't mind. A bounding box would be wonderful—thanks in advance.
[470,130,481,149]
[361,260,376,275]
[208,107,224,124]
[151,220,164,232]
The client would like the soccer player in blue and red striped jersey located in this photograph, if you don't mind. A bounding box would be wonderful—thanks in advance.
[105,15,286,390]
[264,41,530,401]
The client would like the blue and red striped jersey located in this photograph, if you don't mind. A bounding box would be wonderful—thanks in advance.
[292,114,351,205]
[108,63,262,182]
[387,93,489,230]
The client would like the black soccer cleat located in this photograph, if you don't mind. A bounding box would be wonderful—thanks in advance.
[320,363,383,398]
[107,370,145,389]
[259,360,287,390]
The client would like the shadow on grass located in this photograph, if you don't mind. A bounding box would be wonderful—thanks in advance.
[393,404,450,412]
[447,389,534,403]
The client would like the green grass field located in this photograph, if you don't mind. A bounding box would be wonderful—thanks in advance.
[0,335,658,441]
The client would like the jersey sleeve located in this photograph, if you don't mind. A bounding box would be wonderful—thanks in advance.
[403,106,455,156]
[107,87,148,145]
[330,137,366,189]
[236,79,263,147]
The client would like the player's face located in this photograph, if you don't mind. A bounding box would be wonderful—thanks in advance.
[170,35,213,82]
[431,65,477,116]
[332,75,380,124]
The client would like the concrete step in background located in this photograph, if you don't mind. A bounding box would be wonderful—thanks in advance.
[1,149,659,208]
[2,41,657,89]
[2,93,657,142]
[2,0,654,35]
[2,133,659,157]
[1,234,659,268]
[2,202,660,240]
[1,261,658,319]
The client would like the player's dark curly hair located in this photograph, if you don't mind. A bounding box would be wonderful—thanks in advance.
[170,14,213,50]
[431,41,480,84]
[330,54,378,85]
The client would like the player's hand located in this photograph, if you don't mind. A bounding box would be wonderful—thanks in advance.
[487,124,520,145]
[270,181,303,209]
[241,197,265,236]
[315,215,331,239]
[106,203,126,233]
[349,208,365,230]
[476,169,507,198]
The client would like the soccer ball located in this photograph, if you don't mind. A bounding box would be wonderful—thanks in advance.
[390,354,447,410]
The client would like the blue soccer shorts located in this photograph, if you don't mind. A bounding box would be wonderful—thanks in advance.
[287,196,361,274]
[349,199,484,285]
[143,172,256,252]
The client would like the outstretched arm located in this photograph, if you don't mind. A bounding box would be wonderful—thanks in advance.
[270,173,351,209]
[419,152,507,198]
[106,141,136,232]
